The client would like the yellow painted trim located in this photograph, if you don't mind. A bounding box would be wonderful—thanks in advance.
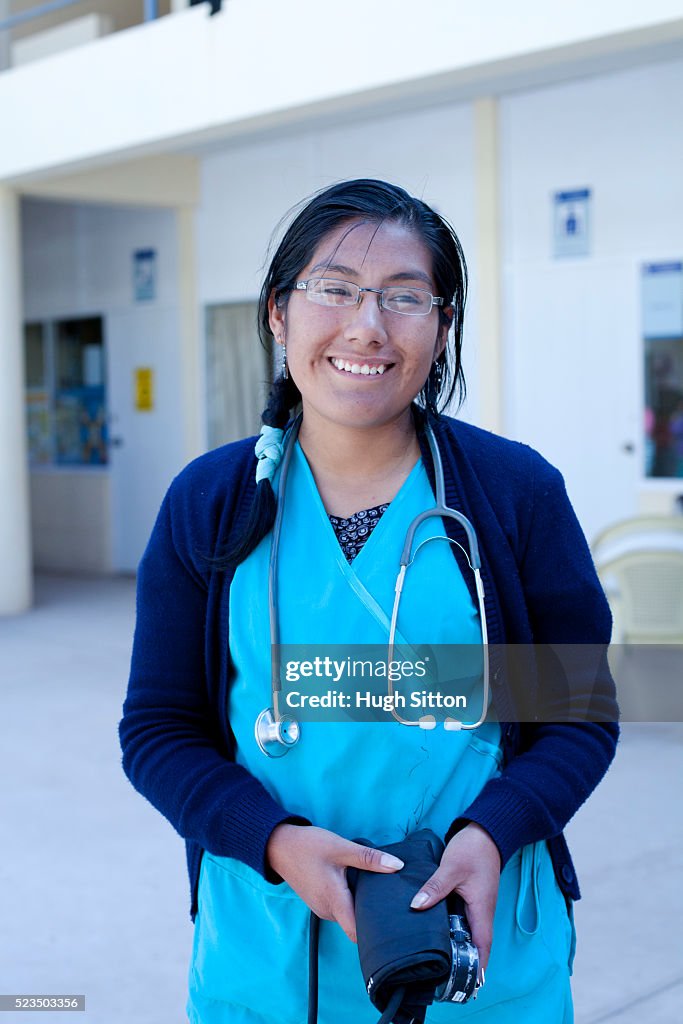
[474,97,503,434]
[177,205,203,462]
[19,154,200,208]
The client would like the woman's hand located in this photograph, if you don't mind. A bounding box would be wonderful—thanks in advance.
[266,823,404,943]
[409,823,501,975]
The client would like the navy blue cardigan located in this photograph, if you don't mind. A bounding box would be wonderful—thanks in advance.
[119,414,619,920]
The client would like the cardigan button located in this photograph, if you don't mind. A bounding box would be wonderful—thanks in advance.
[561,864,574,884]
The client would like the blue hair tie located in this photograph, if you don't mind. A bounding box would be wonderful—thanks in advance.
[255,425,285,484]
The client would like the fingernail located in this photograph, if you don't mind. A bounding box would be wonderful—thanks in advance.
[380,854,404,869]
[410,892,429,909]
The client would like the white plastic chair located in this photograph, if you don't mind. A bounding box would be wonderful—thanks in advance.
[591,517,683,644]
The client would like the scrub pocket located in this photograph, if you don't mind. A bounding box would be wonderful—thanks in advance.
[187,853,310,1024]
[425,842,574,1023]
[566,898,577,976]
[464,730,503,772]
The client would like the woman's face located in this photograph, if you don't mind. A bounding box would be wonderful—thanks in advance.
[268,219,450,434]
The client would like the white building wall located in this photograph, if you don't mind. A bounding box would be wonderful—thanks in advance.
[16,55,683,570]
[21,199,186,572]
[22,200,181,318]
[500,57,683,542]
[196,102,482,422]
[2,0,682,182]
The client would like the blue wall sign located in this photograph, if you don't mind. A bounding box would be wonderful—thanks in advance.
[553,188,591,258]
[642,262,683,339]
[133,248,157,302]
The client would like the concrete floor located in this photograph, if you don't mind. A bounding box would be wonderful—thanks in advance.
[1,575,681,1023]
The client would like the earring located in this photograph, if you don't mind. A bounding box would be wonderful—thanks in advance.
[425,359,443,413]
[279,338,288,380]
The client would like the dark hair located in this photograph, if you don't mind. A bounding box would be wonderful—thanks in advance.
[223,178,468,566]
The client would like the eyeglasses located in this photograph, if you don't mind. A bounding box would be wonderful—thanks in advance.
[294,278,444,317]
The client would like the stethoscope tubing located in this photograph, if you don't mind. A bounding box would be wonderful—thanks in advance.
[268,413,302,721]
[256,414,489,756]
[386,425,489,729]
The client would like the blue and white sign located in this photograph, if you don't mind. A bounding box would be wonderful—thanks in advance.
[133,248,157,302]
[642,262,683,339]
[553,188,591,258]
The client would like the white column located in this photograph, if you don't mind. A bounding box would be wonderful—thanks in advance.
[0,0,10,72]
[474,97,503,435]
[0,184,32,613]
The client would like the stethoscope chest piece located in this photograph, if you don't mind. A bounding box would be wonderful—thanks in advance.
[255,707,301,758]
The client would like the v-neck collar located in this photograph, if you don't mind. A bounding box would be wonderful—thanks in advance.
[290,442,427,644]
[293,441,425,571]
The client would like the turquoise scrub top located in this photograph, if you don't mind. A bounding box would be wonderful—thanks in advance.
[187,444,574,1024]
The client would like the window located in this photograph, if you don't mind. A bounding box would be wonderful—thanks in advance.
[25,322,51,465]
[24,317,108,467]
[644,336,683,478]
[642,263,683,479]
[205,303,271,449]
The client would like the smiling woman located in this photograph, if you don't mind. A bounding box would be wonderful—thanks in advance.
[119,179,619,1024]
[267,219,450,512]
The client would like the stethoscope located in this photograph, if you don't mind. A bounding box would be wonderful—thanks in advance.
[255,415,490,757]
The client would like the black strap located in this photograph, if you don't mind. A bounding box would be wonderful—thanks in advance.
[308,912,408,1024]
[377,986,406,1024]
[307,912,320,1024]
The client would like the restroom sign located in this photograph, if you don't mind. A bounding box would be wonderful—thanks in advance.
[553,188,591,258]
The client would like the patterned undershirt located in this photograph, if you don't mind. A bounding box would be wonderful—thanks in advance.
[328,504,390,563]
